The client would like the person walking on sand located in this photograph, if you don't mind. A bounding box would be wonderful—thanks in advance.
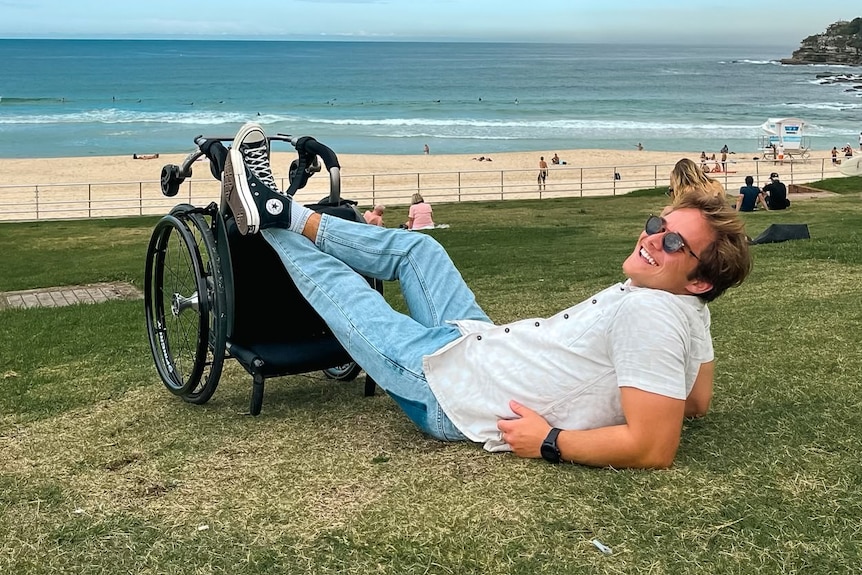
[424,143,430,155]
[538,156,548,190]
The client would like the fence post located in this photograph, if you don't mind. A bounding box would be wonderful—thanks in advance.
[139,182,143,216]
[35,186,40,220]
[579,168,583,198]
[458,172,462,203]
[500,170,504,200]
[88,184,92,218]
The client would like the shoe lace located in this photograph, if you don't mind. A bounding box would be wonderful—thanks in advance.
[241,143,280,192]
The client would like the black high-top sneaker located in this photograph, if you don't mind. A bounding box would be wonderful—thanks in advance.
[222,122,290,235]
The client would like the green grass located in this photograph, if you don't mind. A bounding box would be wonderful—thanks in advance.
[1,182,861,574]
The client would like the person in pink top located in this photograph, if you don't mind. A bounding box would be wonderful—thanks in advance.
[407,193,435,230]
[363,204,386,227]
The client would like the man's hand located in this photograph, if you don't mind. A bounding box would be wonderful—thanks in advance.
[496,400,551,458]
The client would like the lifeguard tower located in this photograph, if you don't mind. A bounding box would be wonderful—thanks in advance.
[759,117,811,160]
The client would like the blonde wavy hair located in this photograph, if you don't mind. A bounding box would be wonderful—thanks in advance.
[668,158,726,205]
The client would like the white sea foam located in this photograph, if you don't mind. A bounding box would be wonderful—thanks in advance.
[782,101,862,111]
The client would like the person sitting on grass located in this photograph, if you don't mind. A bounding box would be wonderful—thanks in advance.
[667,158,725,206]
[363,204,386,227]
[406,192,435,230]
[220,122,752,469]
[763,172,789,211]
[736,176,769,212]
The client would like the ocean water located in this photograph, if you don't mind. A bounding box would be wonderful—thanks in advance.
[0,39,860,158]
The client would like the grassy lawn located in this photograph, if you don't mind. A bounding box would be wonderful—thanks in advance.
[1,178,861,574]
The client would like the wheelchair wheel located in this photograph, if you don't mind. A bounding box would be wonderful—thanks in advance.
[145,214,209,396]
[322,362,362,381]
[145,208,227,403]
[176,209,228,404]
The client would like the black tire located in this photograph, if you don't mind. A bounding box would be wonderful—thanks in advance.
[160,164,184,197]
[322,362,363,381]
[176,209,227,404]
[144,214,209,396]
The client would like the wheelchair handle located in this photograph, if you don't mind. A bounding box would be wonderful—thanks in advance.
[296,137,340,170]
[281,135,342,204]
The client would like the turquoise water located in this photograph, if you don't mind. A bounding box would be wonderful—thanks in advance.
[0,39,860,158]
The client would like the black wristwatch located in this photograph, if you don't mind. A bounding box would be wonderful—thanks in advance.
[540,427,563,463]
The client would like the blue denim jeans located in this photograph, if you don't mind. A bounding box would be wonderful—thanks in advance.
[261,215,491,441]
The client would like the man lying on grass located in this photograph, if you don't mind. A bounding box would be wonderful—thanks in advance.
[222,122,752,469]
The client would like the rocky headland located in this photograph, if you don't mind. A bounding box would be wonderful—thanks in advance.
[780,18,862,65]
[779,18,862,97]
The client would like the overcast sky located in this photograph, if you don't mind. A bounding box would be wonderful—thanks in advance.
[0,0,855,45]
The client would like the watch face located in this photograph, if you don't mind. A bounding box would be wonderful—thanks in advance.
[541,442,561,463]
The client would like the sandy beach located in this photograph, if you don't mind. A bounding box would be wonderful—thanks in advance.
[0,147,841,222]
[0,146,838,185]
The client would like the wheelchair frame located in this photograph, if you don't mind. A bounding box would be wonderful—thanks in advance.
[144,133,379,415]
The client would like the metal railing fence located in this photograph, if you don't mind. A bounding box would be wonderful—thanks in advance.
[0,157,840,222]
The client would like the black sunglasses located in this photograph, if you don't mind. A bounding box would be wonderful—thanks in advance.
[645,215,700,260]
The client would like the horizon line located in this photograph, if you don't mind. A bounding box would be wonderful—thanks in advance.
[0,36,797,48]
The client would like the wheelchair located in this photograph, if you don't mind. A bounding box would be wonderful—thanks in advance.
[144,132,380,415]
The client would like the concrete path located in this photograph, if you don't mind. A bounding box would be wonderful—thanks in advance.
[0,282,142,310]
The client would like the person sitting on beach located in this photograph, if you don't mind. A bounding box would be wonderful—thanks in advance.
[406,193,435,230]
[216,121,753,469]
[667,158,725,207]
[711,161,722,173]
[363,204,386,227]
[551,153,560,165]
[132,153,160,160]
[735,176,769,212]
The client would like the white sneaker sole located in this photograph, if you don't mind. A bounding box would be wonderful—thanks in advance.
[224,149,260,235]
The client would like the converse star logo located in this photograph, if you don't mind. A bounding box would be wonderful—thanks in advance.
[265,199,284,216]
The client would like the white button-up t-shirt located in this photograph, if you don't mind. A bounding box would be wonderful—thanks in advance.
[423,281,713,451]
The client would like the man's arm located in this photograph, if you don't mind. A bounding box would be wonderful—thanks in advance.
[685,361,714,418]
[497,387,686,469]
